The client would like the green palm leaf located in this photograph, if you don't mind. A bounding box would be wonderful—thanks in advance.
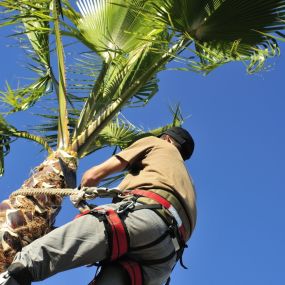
[20,0,51,69]
[0,114,52,175]
[1,0,70,149]
[78,105,184,158]
[0,1,51,71]
[0,1,53,112]
[52,0,70,149]
[70,0,169,140]
[144,0,285,72]
[70,1,173,150]
[72,37,186,156]
[83,115,144,156]
[151,0,285,43]
[32,107,80,148]
[0,76,51,113]
[76,0,164,62]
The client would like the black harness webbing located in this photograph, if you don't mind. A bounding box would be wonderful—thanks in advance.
[78,192,188,285]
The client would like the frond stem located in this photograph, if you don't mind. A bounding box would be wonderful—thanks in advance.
[73,61,109,139]
[73,37,191,156]
[52,0,70,150]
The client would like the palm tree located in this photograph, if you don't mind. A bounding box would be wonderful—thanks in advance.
[0,0,284,273]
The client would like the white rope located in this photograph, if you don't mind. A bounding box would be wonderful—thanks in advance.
[9,187,123,212]
[10,188,76,198]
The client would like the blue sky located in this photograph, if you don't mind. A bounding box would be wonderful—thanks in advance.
[0,27,285,285]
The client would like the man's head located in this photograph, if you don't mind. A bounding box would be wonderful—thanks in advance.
[160,127,194,160]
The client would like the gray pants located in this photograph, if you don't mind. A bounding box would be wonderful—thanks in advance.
[12,201,177,285]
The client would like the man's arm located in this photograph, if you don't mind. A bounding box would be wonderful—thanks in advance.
[81,156,128,187]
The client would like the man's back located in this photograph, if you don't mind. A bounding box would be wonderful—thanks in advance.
[116,136,197,239]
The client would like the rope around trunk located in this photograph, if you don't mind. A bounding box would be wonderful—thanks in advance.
[9,187,123,212]
[9,188,77,198]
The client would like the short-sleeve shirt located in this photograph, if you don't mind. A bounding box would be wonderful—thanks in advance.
[115,136,197,232]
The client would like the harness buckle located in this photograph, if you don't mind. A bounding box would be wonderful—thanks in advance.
[116,200,136,214]
[93,208,107,215]
[168,224,181,252]
[171,237,180,252]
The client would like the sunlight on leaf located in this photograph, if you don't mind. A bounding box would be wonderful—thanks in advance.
[0,76,51,113]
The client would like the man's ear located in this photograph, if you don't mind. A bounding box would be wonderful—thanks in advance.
[163,135,173,144]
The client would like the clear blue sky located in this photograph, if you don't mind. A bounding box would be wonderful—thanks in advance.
[0,28,284,285]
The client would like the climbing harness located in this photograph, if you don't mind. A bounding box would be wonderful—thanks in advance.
[118,260,143,285]
[129,189,187,244]
[128,189,189,270]
[10,186,189,285]
[88,260,142,285]
[76,204,130,261]
[76,189,188,285]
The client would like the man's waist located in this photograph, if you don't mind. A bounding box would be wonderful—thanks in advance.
[125,188,193,241]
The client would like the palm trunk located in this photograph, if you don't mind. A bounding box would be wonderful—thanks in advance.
[0,151,77,272]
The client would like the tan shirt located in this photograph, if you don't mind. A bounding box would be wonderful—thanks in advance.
[115,136,197,232]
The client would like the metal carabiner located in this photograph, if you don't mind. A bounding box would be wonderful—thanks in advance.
[116,200,136,214]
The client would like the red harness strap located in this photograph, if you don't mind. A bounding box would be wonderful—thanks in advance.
[88,259,143,285]
[75,207,128,261]
[119,260,143,285]
[130,189,187,242]
[75,209,92,219]
[105,208,128,261]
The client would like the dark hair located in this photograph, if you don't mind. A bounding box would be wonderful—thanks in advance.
[160,127,194,160]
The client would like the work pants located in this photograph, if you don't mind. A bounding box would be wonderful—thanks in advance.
[12,201,177,285]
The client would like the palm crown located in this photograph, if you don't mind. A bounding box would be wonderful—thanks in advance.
[0,0,284,175]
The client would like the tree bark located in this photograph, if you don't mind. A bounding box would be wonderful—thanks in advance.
[0,151,77,272]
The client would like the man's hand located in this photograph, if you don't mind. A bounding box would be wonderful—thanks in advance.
[81,156,128,187]
[81,167,101,187]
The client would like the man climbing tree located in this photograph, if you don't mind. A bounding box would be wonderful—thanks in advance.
[1,1,285,284]
[0,127,196,285]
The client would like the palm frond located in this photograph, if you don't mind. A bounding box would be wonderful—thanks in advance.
[66,52,105,138]
[0,0,52,68]
[66,52,102,95]
[130,76,159,107]
[0,114,52,175]
[96,115,144,149]
[1,0,71,149]
[0,76,51,113]
[188,38,280,74]
[86,106,184,187]
[52,0,70,149]
[0,116,52,152]
[62,0,81,25]
[70,0,169,138]
[72,35,188,156]
[77,103,184,158]
[147,104,184,137]
[31,107,80,148]
[75,0,165,62]
[72,41,162,140]
[0,1,54,112]
[145,0,285,73]
[152,0,285,43]
[21,2,51,69]
[0,116,13,175]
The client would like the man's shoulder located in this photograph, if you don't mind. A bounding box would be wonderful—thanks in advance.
[133,135,159,145]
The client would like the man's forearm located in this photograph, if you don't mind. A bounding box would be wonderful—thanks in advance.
[81,155,128,187]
